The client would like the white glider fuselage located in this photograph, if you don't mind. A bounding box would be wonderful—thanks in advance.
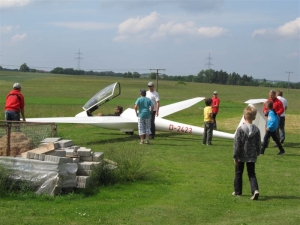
[26,82,267,141]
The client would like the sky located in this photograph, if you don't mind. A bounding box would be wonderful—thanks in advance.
[0,0,299,83]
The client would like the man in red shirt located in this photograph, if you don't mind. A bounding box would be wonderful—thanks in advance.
[5,83,26,122]
[212,91,220,130]
[263,90,284,116]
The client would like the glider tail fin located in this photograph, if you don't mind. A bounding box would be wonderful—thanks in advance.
[234,99,267,142]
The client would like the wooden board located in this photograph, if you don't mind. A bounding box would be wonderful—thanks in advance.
[21,142,55,158]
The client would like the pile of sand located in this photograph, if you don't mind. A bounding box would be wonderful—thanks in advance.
[0,132,35,156]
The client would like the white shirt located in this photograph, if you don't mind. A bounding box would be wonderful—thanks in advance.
[277,96,288,117]
[146,91,160,111]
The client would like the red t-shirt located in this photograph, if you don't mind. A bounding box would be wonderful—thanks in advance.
[5,90,25,112]
[212,97,220,114]
[263,97,284,116]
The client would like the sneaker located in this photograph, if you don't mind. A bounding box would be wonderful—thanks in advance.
[251,190,259,200]
[146,140,150,144]
[139,141,144,144]
[277,151,285,155]
[207,143,213,145]
[232,192,241,197]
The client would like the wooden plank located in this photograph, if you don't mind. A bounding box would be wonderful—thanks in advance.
[21,142,55,158]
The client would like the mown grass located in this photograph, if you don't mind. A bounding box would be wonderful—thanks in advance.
[0,71,299,225]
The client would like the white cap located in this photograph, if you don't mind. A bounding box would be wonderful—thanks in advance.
[148,82,154,87]
[13,83,21,89]
[213,91,218,95]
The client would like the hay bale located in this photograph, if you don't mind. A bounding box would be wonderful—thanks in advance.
[0,132,35,156]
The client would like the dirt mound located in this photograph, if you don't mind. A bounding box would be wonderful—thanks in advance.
[0,132,35,156]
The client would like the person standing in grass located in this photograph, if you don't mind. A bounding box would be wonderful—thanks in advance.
[134,89,154,144]
[202,98,214,145]
[211,91,220,130]
[146,82,160,139]
[276,90,288,144]
[260,101,285,155]
[233,105,260,200]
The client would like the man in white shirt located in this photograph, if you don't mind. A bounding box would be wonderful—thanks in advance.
[276,90,288,143]
[146,82,160,139]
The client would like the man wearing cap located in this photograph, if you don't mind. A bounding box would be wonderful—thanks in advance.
[5,83,26,122]
[212,91,220,130]
[135,89,154,144]
[146,81,160,139]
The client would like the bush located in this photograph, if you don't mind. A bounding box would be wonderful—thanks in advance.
[91,146,150,186]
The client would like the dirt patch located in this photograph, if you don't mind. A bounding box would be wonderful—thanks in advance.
[0,132,35,156]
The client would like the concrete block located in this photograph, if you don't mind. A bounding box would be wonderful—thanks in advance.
[77,149,91,157]
[78,161,100,170]
[55,140,73,148]
[72,157,79,163]
[45,150,66,157]
[92,152,104,162]
[41,137,62,143]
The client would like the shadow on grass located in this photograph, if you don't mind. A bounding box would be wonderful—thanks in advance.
[259,195,300,201]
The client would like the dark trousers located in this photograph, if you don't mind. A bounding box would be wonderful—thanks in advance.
[202,122,213,144]
[234,162,259,195]
[212,113,217,130]
[150,111,156,138]
[279,117,285,143]
[261,130,284,153]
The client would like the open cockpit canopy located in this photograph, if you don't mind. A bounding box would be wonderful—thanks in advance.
[83,82,121,113]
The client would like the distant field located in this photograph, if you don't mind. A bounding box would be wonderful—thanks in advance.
[0,71,299,225]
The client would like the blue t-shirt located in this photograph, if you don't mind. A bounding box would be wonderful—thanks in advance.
[135,97,153,119]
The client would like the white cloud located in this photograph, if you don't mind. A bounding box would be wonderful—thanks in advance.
[286,52,300,59]
[0,25,20,34]
[48,22,116,31]
[10,33,27,43]
[0,0,32,9]
[114,11,230,42]
[252,17,300,39]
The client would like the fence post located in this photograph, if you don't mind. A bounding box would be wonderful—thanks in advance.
[7,124,11,156]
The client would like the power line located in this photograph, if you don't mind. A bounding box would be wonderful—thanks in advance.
[150,69,165,92]
[205,53,213,69]
[75,49,83,70]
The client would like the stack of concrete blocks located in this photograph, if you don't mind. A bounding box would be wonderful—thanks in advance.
[39,138,104,190]
[15,137,104,195]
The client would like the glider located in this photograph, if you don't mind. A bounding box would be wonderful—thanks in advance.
[26,82,267,141]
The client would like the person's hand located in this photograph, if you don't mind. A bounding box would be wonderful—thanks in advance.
[234,159,238,165]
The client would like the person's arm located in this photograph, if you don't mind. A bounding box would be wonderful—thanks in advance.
[134,104,138,117]
[20,108,26,121]
[155,101,160,116]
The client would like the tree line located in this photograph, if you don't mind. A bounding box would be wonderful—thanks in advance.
[0,63,298,89]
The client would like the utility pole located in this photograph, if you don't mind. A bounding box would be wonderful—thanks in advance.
[150,69,165,92]
[75,49,83,70]
[286,71,293,93]
[205,53,213,69]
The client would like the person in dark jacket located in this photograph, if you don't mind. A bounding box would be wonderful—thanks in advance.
[233,105,261,200]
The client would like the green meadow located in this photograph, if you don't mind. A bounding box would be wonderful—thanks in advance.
[0,71,299,225]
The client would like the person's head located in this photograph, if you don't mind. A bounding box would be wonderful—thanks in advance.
[116,105,123,114]
[205,98,212,106]
[213,91,218,97]
[265,100,273,110]
[243,106,257,121]
[13,83,21,90]
[140,89,146,97]
[269,90,276,100]
[277,90,283,97]
[147,82,154,91]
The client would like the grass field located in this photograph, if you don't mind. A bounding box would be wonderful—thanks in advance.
[0,71,299,225]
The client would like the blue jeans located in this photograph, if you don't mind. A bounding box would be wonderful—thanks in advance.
[5,110,20,122]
